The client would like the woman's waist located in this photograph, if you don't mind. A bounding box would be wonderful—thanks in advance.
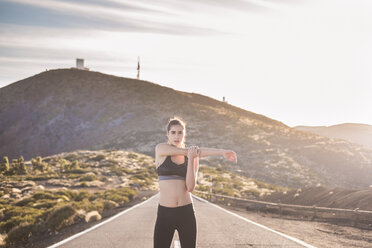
[159,191,192,206]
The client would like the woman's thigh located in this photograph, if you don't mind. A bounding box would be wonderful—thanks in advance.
[154,205,176,248]
[176,204,197,248]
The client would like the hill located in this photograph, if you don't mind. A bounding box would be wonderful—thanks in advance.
[262,186,372,211]
[294,123,372,149]
[1,68,372,189]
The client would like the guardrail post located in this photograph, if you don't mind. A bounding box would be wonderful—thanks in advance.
[312,206,317,220]
[353,208,359,227]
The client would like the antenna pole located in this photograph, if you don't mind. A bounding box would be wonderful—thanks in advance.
[137,56,140,80]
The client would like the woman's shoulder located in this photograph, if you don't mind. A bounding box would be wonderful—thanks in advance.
[156,142,169,146]
[155,142,170,149]
[155,144,170,168]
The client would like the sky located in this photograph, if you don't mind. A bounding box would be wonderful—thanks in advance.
[0,0,371,127]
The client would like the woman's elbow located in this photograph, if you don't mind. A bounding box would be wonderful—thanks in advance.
[186,184,195,192]
[187,187,194,193]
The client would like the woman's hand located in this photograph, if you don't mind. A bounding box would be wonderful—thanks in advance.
[223,150,237,163]
[187,146,200,159]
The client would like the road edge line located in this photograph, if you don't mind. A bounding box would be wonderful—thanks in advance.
[192,193,317,248]
[48,192,159,248]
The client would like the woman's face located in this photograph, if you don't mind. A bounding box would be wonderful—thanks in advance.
[167,124,185,147]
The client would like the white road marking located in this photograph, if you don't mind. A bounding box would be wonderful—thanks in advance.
[48,193,160,248]
[192,194,317,248]
[174,240,181,248]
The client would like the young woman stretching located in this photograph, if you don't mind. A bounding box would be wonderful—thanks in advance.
[153,117,237,247]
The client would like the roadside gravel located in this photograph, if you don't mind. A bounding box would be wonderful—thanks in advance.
[219,204,372,248]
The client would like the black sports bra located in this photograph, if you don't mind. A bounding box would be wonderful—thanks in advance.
[157,155,188,181]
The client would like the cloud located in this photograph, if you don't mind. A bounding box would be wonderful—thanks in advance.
[0,0,224,35]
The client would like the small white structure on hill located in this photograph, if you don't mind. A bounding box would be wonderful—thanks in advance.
[74,58,89,71]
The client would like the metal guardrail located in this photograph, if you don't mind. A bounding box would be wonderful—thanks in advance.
[193,190,372,229]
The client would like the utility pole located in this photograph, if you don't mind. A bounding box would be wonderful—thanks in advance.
[137,56,140,80]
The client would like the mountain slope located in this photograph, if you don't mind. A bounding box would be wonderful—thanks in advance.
[1,68,372,189]
[294,123,372,149]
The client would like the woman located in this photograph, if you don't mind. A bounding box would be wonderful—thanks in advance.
[153,117,237,248]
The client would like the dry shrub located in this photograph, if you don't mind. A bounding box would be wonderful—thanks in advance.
[46,204,76,231]
[5,222,36,246]
[103,200,119,210]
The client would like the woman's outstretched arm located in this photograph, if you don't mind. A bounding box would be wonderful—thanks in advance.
[198,147,237,163]
[155,143,188,157]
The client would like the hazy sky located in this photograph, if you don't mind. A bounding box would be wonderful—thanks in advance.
[0,0,371,127]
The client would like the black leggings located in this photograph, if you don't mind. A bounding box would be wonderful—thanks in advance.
[154,203,197,248]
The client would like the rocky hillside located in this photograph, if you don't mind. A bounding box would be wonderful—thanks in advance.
[262,186,372,211]
[1,68,372,189]
[294,123,372,149]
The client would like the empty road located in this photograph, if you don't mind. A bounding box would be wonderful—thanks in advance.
[49,193,316,248]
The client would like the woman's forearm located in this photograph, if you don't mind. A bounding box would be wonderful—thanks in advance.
[186,157,197,192]
[198,147,227,157]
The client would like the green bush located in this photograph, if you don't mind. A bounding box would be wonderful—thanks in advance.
[110,165,124,176]
[243,189,261,198]
[131,171,150,180]
[106,159,119,166]
[121,167,133,174]
[0,156,10,174]
[1,206,42,221]
[32,199,59,209]
[71,160,80,170]
[91,155,105,161]
[80,174,98,182]
[0,205,42,233]
[214,187,235,197]
[103,200,119,210]
[213,176,225,183]
[104,194,129,206]
[130,178,148,188]
[232,180,244,190]
[15,197,35,207]
[0,215,35,233]
[46,204,76,231]
[253,179,284,191]
[60,159,83,172]
[67,173,81,179]
[102,187,136,206]
[55,190,75,199]
[5,222,36,246]
[32,192,58,200]
[64,154,80,162]
[100,176,109,182]
[80,182,89,187]
[196,185,209,192]
[31,156,49,173]
[72,198,104,213]
[68,168,88,174]
[75,191,90,201]
[127,152,138,159]
[26,173,59,180]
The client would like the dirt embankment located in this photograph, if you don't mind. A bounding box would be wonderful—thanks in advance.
[261,186,372,211]
[221,203,372,248]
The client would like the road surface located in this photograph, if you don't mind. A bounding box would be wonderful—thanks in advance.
[49,193,316,248]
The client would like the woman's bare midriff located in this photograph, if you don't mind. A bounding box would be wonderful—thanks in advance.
[158,180,193,207]
[156,155,193,208]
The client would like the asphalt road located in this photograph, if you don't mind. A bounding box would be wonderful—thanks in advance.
[49,193,316,248]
